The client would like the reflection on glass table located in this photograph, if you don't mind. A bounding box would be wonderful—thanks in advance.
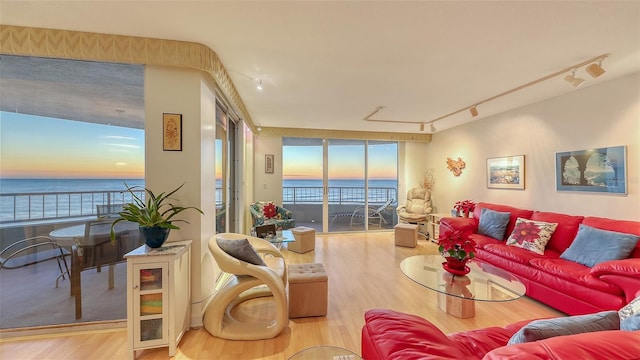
[400,255,526,318]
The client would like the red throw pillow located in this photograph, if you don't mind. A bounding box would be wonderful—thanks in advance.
[263,202,277,219]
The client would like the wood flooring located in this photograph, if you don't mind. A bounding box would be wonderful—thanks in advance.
[0,232,562,359]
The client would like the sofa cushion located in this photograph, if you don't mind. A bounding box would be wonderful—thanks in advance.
[216,238,266,266]
[478,208,511,240]
[531,211,584,254]
[483,243,548,265]
[507,311,620,345]
[583,216,640,258]
[560,224,639,267]
[529,258,622,294]
[506,218,558,255]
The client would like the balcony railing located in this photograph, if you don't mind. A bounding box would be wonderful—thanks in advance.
[284,186,397,205]
[1,186,395,224]
[0,190,145,224]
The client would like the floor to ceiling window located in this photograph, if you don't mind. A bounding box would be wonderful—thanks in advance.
[0,55,144,329]
[283,137,397,233]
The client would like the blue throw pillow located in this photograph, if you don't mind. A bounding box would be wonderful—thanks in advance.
[621,313,640,331]
[507,311,620,345]
[560,224,639,267]
[477,208,511,240]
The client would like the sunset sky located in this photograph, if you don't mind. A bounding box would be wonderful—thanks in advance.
[0,112,144,179]
[2,111,396,181]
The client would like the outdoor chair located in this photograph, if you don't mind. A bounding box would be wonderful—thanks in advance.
[349,198,395,228]
[0,236,70,288]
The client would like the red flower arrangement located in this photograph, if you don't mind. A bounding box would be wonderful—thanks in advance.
[438,230,476,262]
[453,200,476,216]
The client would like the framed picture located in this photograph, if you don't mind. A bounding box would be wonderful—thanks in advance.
[487,155,525,189]
[555,146,626,194]
[163,113,182,151]
[265,154,274,174]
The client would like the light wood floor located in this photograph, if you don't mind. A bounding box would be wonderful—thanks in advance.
[0,232,562,359]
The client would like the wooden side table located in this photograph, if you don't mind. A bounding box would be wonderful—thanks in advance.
[428,213,451,243]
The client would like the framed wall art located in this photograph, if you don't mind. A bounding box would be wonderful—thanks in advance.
[163,113,182,151]
[487,155,525,189]
[265,154,274,174]
[555,146,627,194]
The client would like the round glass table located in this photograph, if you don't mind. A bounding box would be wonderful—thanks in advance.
[288,345,362,360]
[400,255,526,318]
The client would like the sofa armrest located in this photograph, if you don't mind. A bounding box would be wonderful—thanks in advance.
[483,330,640,360]
[591,258,640,304]
[275,206,293,220]
[439,217,479,235]
[591,258,640,277]
[362,309,467,359]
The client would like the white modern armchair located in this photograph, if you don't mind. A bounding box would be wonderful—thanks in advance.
[203,233,288,340]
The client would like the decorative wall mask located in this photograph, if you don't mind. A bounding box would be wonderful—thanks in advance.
[447,157,466,176]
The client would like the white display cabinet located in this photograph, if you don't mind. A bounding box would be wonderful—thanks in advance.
[124,240,191,359]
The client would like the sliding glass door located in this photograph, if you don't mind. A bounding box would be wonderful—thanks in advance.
[283,138,398,233]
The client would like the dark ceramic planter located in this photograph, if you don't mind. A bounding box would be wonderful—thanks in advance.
[139,226,170,248]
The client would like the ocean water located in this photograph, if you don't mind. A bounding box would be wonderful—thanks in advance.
[0,178,397,222]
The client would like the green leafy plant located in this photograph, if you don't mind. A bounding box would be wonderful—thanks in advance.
[110,183,204,242]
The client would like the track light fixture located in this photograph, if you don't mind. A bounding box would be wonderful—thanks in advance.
[586,60,606,78]
[256,79,263,91]
[564,69,585,88]
[430,122,436,132]
[363,53,608,131]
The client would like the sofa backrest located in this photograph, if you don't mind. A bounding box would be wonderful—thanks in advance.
[583,216,640,258]
[474,202,534,239]
[531,211,585,254]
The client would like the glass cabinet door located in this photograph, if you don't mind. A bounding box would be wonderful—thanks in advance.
[133,264,168,346]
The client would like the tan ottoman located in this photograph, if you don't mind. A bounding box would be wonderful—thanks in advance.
[288,226,316,254]
[395,223,419,247]
[288,263,328,318]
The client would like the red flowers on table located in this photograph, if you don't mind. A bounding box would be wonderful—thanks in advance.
[453,200,476,216]
[438,230,476,262]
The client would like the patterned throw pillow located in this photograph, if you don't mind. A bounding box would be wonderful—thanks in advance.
[506,218,558,255]
[263,202,277,219]
[619,295,640,322]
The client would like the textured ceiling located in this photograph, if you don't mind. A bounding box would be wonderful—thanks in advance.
[1,1,639,134]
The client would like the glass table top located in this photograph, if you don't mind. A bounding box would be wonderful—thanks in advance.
[400,255,526,302]
[288,345,361,360]
[264,229,295,244]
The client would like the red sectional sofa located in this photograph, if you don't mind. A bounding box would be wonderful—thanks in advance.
[439,202,640,315]
[361,308,640,360]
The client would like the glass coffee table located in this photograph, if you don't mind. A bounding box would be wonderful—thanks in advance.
[289,345,361,360]
[400,255,526,318]
[264,229,295,249]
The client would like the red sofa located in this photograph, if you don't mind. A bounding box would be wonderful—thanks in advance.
[440,202,640,315]
[361,308,640,360]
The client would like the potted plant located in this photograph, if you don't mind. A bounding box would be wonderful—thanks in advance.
[111,183,204,248]
[438,229,476,275]
[453,199,476,217]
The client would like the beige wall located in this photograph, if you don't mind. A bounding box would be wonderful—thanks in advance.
[145,65,219,327]
[420,72,639,220]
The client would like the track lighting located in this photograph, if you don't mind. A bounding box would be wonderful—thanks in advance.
[430,123,436,132]
[564,69,585,88]
[469,106,478,117]
[586,61,605,78]
[256,79,263,91]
